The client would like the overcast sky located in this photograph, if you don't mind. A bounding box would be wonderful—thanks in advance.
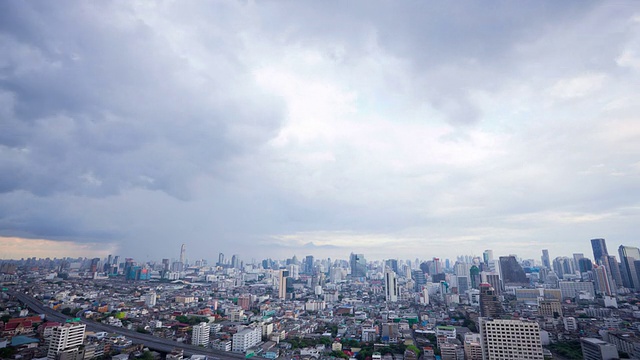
[1,1,640,263]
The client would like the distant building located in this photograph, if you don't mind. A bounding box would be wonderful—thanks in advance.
[350,253,367,278]
[591,238,609,265]
[385,270,398,302]
[499,256,528,286]
[232,327,261,353]
[618,245,640,290]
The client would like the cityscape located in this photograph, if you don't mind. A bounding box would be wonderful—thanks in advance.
[2,1,640,360]
[0,238,639,359]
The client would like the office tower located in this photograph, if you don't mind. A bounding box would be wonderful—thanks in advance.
[218,252,225,266]
[479,283,502,318]
[593,265,613,296]
[47,322,86,359]
[231,254,240,269]
[541,249,551,269]
[349,253,367,278]
[553,257,573,279]
[179,243,186,264]
[457,276,469,293]
[386,259,399,274]
[483,250,493,266]
[499,256,528,286]
[385,270,398,302]
[602,255,622,289]
[559,281,595,300]
[591,238,608,265]
[573,253,585,272]
[618,245,640,290]
[192,322,210,346]
[433,257,442,274]
[90,258,100,273]
[412,270,426,292]
[470,265,481,289]
[580,338,618,360]
[479,318,543,360]
[278,269,289,299]
[481,272,502,295]
[578,258,593,273]
[304,255,314,275]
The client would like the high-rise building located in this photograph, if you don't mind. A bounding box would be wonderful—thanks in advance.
[232,327,261,353]
[541,249,551,269]
[479,318,543,360]
[618,245,640,290]
[481,272,502,296]
[593,265,613,296]
[47,322,86,359]
[603,255,623,289]
[231,254,240,269]
[192,322,210,346]
[385,259,399,274]
[470,266,481,289]
[304,255,314,275]
[578,258,593,273]
[572,253,585,273]
[483,250,494,266]
[218,252,225,266]
[179,244,186,265]
[479,283,502,318]
[278,269,289,300]
[385,270,398,302]
[580,338,618,360]
[591,238,608,265]
[499,256,528,286]
[350,253,367,278]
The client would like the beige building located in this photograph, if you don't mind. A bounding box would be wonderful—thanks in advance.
[479,318,543,360]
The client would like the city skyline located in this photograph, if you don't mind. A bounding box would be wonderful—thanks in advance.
[2,2,640,261]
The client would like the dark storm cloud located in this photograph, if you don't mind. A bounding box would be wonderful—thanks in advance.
[0,2,283,200]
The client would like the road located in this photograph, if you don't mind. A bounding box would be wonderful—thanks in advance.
[9,290,256,359]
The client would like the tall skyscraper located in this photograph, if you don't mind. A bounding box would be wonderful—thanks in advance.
[541,249,551,269]
[593,265,613,296]
[278,269,289,300]
[385,270,398,302]
[385,259,399,274]
[602,255,622,289]
[483,250,493,266]
[304,255,314,275]
[479,283,502,318]
[47,322,86,359]
[350,253,367,278]
[218,252,225,266]
[618,245,640,290]
[499,256,528,286]
[479,318,543,360]
[591,238,608,265]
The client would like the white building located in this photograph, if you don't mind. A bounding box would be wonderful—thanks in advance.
[144,292,157,307]
[191,322,210,346]
[47,322,86,359]
[581,338,619,360]
[479,318,543,360]
[232,327,261,353]
[385,270,398,302]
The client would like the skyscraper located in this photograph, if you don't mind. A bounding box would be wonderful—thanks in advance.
[618,245,640,290]
[499,256,528,286]
[278,269,289,299]
[218,252,225,266]
[304,255,314,275]
[479,283,502,318]
[385,270,398,302]
[541,249,551,269]
[483,250,493,266]
[350,253,367,278]
[591,238,608,265]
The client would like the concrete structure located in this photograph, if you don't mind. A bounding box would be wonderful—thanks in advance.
[581,338,619,360]
[538,300,562,317]
[191,322,210,346]
[47,322,86,359]
[232,327,261,353]
[385,270,398,302]
[559,281,595,299]
[479,318,543,360]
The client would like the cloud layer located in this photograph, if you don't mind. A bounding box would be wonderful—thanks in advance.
[1,2,640,262]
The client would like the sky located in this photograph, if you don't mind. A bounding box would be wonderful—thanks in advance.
[1,1,640,263]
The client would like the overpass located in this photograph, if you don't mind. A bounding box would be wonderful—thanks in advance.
[9,290,259,359]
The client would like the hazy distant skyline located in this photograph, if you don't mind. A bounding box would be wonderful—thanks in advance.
[1,2,640,261]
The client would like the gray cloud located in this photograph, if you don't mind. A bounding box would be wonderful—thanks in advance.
[1,1,640,261]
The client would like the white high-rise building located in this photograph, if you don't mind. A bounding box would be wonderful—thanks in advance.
[192,322,210,346]
[385,270,398,302]
[479,318,543,360]
[232,327,261,353]
[47,322,86,359]
[144,292,157,307]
